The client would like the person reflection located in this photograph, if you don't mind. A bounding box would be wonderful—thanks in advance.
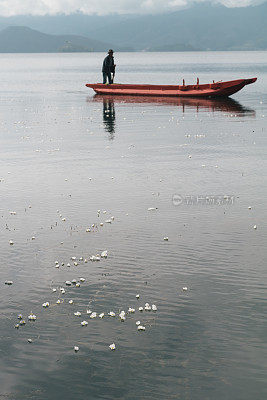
[103,97,116,139]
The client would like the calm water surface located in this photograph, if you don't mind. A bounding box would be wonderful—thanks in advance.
[0,52,267,400]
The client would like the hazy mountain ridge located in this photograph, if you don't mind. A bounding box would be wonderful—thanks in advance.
[0,2,266,52]
[0,26,131,52]
[86,2,267,51]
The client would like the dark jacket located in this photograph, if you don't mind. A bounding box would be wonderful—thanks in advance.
[102,55,115,73]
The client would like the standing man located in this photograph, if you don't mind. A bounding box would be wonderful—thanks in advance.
[102,49,116,84]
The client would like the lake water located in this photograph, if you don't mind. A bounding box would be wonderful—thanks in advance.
[0,52,267,400]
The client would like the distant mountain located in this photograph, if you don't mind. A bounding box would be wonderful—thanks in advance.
[0,13,131,37]
[146,43,200,52]
[85,2,267,51]
[0,26,131,52]
[0,1,266,51]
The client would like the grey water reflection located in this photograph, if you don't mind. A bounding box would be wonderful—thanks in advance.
[92,94,255,117]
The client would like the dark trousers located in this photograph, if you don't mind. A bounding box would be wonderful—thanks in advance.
[103,72,112,84]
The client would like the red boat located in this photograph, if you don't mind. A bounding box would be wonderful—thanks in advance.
[86,78,257,98]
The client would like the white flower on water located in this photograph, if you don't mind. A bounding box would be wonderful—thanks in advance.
[42,302,49,308]
[136,321,141,326]
[52,288,57,292]
[147,207,157,211]
[80,278,85,282]
[145,303,151,311]
[71,257,76,261]
[105,219,112,224]
[81,320,88,326]
[109,343,116,350]
[182,287,188,291]
[139,307,144,312]
[86,309,92,314]
[69,300,73,304]
[56,299,61,304]
[101,250,108,258]
[152,304,157,311]
[5,280,13,285]
[137,325,146,331]
[74,262,78,266]
[60,288,66,294]
[74,346,79,352]
[128,308,135,313]
[66,281,72,286]
[28,313,37,321]
[136,294,140,299]
[253,225,257,229]
[163,237,168,241]
[74,311,81,316]
[67,263,71,267]
[72,279,77,284]
[90,255,100,261]
[119,311,126,321]
[108,311,115,317]
[9,240,14,245]
[76,283,80,287]
[99,313,104,318]
[90,312,97,318]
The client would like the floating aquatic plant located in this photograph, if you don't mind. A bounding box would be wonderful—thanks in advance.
[108,311,115,317]
[101,250,108,258]
[74,311,81,317]
[28,313,37,321]
[137,325,146,331]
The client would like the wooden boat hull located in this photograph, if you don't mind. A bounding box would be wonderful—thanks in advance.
[86,78,257,98]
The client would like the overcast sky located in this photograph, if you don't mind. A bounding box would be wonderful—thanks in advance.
[0,0,264,16]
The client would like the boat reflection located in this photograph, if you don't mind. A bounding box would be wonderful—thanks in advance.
[92,94,255,117]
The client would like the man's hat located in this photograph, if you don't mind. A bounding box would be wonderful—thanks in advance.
[108,49,114,54]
